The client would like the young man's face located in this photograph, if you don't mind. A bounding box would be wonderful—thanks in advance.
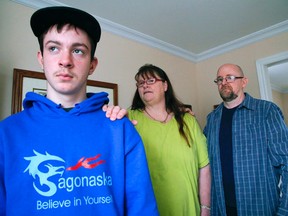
[37,24,98,101]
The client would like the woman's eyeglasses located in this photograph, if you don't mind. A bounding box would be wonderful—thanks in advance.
[136,78,164,88]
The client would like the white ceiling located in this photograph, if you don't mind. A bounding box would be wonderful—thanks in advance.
[49,0,288,54]
[12,0,288,92]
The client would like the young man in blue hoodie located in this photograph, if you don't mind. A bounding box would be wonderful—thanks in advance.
[0,6,158,216]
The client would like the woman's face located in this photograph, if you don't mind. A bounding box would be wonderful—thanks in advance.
[136,74,168,106]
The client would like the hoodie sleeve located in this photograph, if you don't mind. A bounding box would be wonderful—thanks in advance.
[0,125,6,216]
[123,120,159,216]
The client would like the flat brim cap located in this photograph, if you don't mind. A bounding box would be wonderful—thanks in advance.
[30,6,101,45]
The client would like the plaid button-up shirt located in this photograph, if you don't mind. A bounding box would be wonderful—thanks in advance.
[204,93,288,216]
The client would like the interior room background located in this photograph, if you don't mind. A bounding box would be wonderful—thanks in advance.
[1,0,288,128]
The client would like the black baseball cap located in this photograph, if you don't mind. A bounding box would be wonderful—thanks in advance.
[30,6,101,47]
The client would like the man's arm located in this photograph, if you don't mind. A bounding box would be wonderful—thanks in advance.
[267,104,288,215]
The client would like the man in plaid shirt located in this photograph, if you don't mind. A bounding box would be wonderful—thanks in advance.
[204,63,288,215]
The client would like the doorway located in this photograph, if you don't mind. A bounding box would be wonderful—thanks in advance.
[256,51,288,124]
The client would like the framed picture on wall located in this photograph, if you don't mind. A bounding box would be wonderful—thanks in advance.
[11,68,118,114]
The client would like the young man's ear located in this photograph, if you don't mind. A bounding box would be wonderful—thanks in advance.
[37,51,44,69]
[89,57,98,75]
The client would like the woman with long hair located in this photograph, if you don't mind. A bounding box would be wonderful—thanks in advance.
[129,64,211,216]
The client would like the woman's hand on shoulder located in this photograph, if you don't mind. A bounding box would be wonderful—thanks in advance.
[102,105,138,125]
[102,104,127,121]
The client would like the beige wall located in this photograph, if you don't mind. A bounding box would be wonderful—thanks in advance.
[95,32,197,112]
[1,0,288,128]
[196,33,288,126]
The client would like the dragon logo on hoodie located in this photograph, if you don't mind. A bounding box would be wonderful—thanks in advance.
[24,150,107,197]
[24,150,66,197]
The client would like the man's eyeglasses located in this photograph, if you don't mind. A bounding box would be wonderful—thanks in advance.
[136,78,164,88]
[214,75,244,85]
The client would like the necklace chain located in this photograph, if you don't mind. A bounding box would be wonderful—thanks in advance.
[144,109,169,123]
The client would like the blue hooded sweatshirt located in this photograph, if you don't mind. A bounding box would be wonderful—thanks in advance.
[0,92,158,216]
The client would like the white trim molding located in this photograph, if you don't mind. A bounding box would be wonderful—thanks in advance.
[256,51,288,101]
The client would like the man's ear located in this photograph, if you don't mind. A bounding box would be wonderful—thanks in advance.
[37,51,44,69]
[89,57,98,75]
[242,77,248,88]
